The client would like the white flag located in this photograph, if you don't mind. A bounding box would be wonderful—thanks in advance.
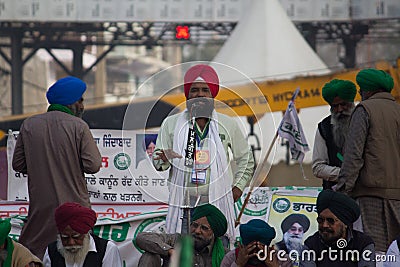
[277,88,309,163]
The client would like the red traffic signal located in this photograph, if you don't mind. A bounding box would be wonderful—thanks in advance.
[176,25,190,39]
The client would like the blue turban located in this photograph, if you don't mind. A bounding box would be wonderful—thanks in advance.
[46,76,86,105]
[144,134,157,150]
[240,219,276,246]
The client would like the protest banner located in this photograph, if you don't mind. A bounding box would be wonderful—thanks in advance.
[6,129,169,203]
[1,187,320,266]
[267,189,320,249]
[3,128,321,266]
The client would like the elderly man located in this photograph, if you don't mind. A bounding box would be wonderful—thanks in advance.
[43,202,122,267]
[12,76,102,258]
[301,190,375,267]
[136,203,228,267]
[336,69,400,253]
[312,79,356,190]
[275,213,310,257]
[0,218,43,267]
[152,64,255,240]
[221,219,291,267]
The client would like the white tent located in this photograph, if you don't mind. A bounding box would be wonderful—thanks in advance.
[213,0,329,84]
[212,0,331,165]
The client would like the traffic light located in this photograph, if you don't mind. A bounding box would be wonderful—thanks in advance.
[175,25,190,40]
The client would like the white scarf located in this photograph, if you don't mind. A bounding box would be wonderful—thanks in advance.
[165,110,236,242]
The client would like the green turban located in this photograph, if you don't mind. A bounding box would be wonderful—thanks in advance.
[192,203,227,237]
[356,68,394,92]
[0,218,11,246]
[316,190,360,226]
[322,79,357,104]
[192,204,227,267]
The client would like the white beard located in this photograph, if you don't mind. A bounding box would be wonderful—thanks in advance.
[57,234,90,265]
[331,103,355,149]
[283,231,304,254]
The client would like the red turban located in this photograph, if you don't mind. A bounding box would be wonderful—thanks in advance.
[184,64,219,98]
[55,202,97,234]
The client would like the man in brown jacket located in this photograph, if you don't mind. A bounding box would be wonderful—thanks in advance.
[12,76,102,259]
[336,69,400,252]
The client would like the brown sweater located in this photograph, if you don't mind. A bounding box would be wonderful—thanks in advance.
[338,92,400,199]
[12,111,102,258]
[11,240,43,267]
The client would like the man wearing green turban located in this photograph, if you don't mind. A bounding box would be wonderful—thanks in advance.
[0,218,43,267]
[336,68,400,253]
[301,190,375,266]
[312,79,356,190]
[136,203,228,267]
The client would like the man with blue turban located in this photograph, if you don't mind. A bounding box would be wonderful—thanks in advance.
[220,219,292,267]
[12,76,102,259]
[312,79,357,190]
[336,69,400,253]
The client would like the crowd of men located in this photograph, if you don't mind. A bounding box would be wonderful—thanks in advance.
[1,63,399,267]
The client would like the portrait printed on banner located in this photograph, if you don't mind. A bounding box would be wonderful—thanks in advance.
[136,133,158,169]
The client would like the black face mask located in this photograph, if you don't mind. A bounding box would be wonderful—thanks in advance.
[186,97,214,119]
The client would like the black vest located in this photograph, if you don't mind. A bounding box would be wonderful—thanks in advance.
[48,234,108,267]
[275,240,289,253]
[318,116,342,190]
[304,230,374,267]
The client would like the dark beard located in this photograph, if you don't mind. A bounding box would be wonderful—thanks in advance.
[331,104,354,148]
[192,233,213,252]
[248,257,264,265]
[319,224,346,246]
[186,98,214,119]
[70,106,84,118]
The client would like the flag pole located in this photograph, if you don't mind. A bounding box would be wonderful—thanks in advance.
[235,131,278,227]
[235,88,302,227]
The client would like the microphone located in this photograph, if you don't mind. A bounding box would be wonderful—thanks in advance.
[191,102,200,118]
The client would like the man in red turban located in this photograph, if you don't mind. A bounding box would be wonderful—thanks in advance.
[183,64,220,98]
[42,202,123,267]
[152,64,255,245]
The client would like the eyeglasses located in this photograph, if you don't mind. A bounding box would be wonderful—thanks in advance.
[316,216,339,225]
[330,102,350,109]
[190,221,211,232]
[60,233,85,241]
